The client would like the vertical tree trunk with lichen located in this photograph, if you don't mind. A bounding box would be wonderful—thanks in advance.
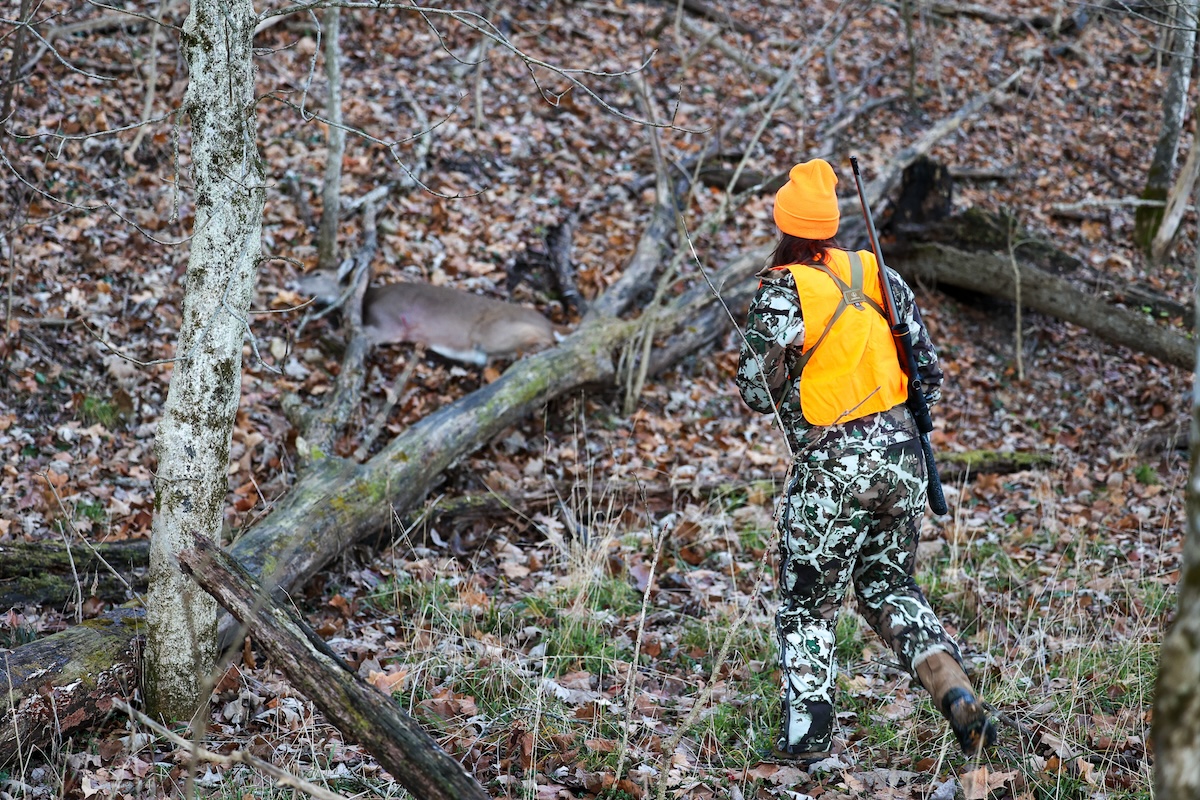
[145,0,264,721]
[1135,0,1198,252]
[1153,251,1200,795]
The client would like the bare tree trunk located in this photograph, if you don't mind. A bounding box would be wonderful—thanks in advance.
[1152,186,1200,798]
[1135,0,1198,251]
[1152,103,1200,261]
[146,0,265,721]
[316,6,345,272]
[0,0,33,133]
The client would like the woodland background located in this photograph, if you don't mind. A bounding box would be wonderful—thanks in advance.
[0,0,1192,798]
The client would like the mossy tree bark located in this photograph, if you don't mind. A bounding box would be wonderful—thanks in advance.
[145,0,265,722]
[1152,251,1200,798]
[888,241,1194,370]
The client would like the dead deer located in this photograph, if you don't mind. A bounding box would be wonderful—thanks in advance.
[293,271,561,366]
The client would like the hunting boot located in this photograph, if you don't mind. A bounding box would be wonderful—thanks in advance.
[915,651,997,755]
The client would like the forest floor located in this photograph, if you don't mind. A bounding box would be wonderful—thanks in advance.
[0,0,1192,798]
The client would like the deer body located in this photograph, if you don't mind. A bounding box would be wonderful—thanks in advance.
[294,272,559,365]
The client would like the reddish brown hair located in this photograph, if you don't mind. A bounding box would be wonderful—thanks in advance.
[771,232,838,268]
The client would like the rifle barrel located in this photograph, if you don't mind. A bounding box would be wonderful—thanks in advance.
[849,156,948,515]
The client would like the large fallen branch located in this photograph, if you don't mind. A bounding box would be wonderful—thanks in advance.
[889,241,1194,370]
[178,537,488,800]
[0,540,146,607]
[0,609,142,766]
[902,206,1194,328]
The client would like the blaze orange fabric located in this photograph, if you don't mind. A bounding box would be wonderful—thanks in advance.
[785,249,907,426]
[773,159,840,239]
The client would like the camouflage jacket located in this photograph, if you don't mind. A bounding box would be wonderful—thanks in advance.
[735,257,944,462]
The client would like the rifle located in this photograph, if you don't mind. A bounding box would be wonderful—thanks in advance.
[849,156,949,515]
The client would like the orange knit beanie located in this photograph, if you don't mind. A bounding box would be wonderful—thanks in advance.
[773,159,840,239]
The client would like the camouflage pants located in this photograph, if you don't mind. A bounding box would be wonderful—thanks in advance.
[775,438,962,751]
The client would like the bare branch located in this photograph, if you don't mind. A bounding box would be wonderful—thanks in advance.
[111,700,350,800]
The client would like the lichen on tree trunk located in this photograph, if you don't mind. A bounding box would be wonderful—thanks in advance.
[1152,247,1200,797]
[145,0,265,722]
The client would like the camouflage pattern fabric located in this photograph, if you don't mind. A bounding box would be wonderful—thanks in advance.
[733,255,960,753]
[775,439,963,751]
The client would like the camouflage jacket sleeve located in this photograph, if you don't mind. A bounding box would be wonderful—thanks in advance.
[888,267,943,406]
[735,275,805,414]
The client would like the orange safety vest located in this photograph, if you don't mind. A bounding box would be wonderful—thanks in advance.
[785,249,907,426]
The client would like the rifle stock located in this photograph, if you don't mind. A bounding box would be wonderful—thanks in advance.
[849,157,948,515]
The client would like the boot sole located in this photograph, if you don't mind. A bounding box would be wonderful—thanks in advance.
[943,688,998,755]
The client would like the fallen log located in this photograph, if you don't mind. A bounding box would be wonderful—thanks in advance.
[0,609,142,766]
[0,540,147,608]
[178,537,488,800]
[938,449,1054,482]
[899,206,1194,328]
[889,241,1194,370]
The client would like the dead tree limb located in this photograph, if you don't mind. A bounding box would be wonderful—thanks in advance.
[0,609,142,765]
[284,197,380,460]
[891,241,1194,369]
[546,210,586,313]
[937,450,1054,482]
[0,540,147,607]
[651,0,760,41]
[906,206,1195,328]
[178,537,488,800]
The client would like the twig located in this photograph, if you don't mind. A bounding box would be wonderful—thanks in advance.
[613,506,666,786]
[111,699,349,800]
[471,13,492,130]
[2,230,15,350]
[924,1,1018,24]
[4,656,30,793]
[864,65,1026,204]
[38,471,141,604]
[342,183,389,214]
[665,0,760,40]
[1007,215,1025,381]
[949,165,1017,180]
[1050,197,1177,213]
[983,700,1039,753]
